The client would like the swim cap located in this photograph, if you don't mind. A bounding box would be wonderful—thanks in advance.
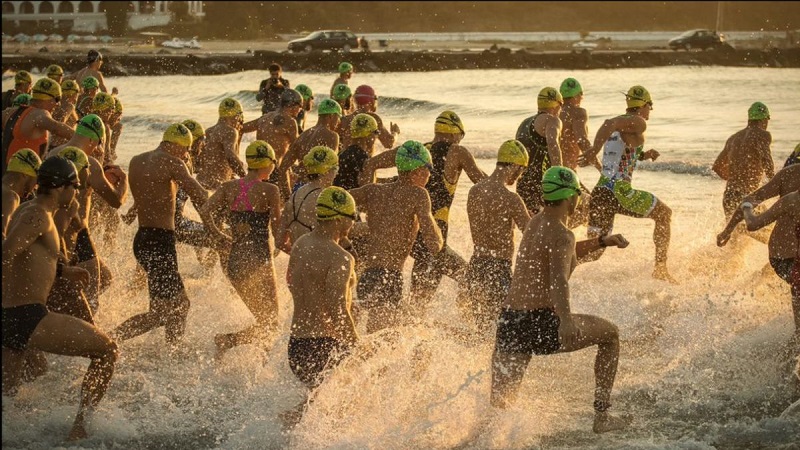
[46,64,64,79]
[559,78,583,99]
[92,92,115,112]
[537,87,563,110]
[182,119,205,140]
[61,79,80,95]
[219,97,243,119]
[82,76,100,90]
[350,113,379,138]
[354,85,377,105]
[625,85,652,109]
[542,166,581,202]
[12,93,31,106]
[332,84,352,102]
[316,186,357,221]
[318,99,343,116]
[303,146,339,175]
[31,78,62,102]
[14,70,32,85]
[338,62,354,74]
[497,139,529,167]
[434,110,465,135]
[748,102,770,121]
[75,114,106,143]
[280,89,303,106]
[396,140,433,173]
[58,146,89,172]
[87,49,103,63]
[162,123,193,148]
[113,97,123,113]
[6,148,41,178]
[38,156,78,189]
[245,140,276,169]
[295,84,314,101]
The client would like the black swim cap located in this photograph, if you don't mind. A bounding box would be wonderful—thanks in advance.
[87,50,103,63]
[38,156,79,189]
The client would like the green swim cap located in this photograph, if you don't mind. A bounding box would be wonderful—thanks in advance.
[295,84,314,101]
[318,99,343,116]
[332,84,352,102]
[338,62,354,74]
[396,140,433,173]
[559,78,583,99]
[542,166,581,202]
[12,93,32,106]
[82,76,99,90]
[748,102,770,121]
[75,114,106,143]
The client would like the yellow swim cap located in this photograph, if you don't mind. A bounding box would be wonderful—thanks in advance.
[58,146,90,172]
[92,92,115,112]
[316,186,357,221]
[182,119,205,140]
[537,87,563,110]
[14,71,32,85]
[31,78,62,102]
[245,140,276,169]
[61,79,80,95]
[46,64,64,79]
[303,146,339,175]
[350,113,379,139]
[219,97,243,119]
[162,123,193,148]
[6,148,41,178]
[497,139,529,167]
[625,85,652,109]
[435,110,465,135]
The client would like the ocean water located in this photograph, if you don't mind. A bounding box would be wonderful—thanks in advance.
[2,66,800,449]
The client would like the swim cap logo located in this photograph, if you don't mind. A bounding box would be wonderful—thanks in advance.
[567,80,576,88]
[559,169,574,184]
[356,116,369,127]
[39,80,52,90]
[185,122,196,131]
[331,190,347,206]
[63,148,78,162]
[15,151,39,171]
[225,99,234,108]
[633,87,644,99]
[256,145,268,157]
[177,124,189,135]
[314,149,327,162]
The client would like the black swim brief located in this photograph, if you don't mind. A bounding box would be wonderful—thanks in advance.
[770,257,796,285]
[495,307,561,355]
[357,267,404,309]
[2,303,48,351]
[133,227,185,304]
[288,336,350,389]
[74,227,97,263]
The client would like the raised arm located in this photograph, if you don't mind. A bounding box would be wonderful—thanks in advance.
[374,114,398,149]
[241,117,260,135]
[545,116,563,166]
[277,141,303,200]
[361,147,398,185]
[456,146,488,184]
[743,191,799,231]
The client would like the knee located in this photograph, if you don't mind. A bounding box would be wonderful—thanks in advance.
[656,204,672,223]
[605,322,620,343]
[98,339,119,363]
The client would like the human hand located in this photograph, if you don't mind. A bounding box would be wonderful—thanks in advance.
[62,265,90,288]
[601,234,629,249]
[716,230,731,247]
[558,317,582,349]
[646,149,660,161]
[112,87,119,95]
[390,122,400,135]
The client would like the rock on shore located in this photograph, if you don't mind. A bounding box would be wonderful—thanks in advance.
[3,47,798,77]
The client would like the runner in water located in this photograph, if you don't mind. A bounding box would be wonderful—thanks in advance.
[242,89,302,178]
[2,149,41,237]
[331,62,354,95]
[338,84,400,153]
[50,80,81,148]
[196,98,246,190]
[294,84,314,132]
[1,70,32,110]
[75,76,99,118]
[333,113,380,190]
[331,83,354,118]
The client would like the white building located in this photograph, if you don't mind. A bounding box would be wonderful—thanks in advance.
[1,1,205,33]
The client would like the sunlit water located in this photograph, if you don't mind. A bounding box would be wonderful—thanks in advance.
[2,66,800,449]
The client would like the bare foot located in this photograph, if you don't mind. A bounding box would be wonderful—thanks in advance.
[67,422,88,441]
[652,265,679,284]
[593,412,632,433]
[214,335,230,361]
[279,405,305,431]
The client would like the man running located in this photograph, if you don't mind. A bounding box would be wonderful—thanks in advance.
[242,89,302,180]
[333,113,380,190]
[75,77,99,118]
[516,87,564,214]
[196,98,246,190]
[460,140,530,334]
[67,49,116,95]
[331,62,354,95]
[338,85,400,152]
[2,156,118,441]
[581,85,676,282]
[712,101,774,220]
[2,148,41,237]
[491,166,631,434]
[331,84,354,117]
[558,78,592,171]
[349,141,443,333]
[112,123,208,346]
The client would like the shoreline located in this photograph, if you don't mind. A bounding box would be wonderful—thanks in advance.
[3,45,798,76]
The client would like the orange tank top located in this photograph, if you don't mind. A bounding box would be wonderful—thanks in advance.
[6,107,49,163]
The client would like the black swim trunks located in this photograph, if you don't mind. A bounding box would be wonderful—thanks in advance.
[463,256,512,303]
[2,303,48,350]
[770,257,796,285]
[357,267,404,308]
[133,227,185,305]
[288,336,350,388]
[495,308,561,355]
[74,227,97,263]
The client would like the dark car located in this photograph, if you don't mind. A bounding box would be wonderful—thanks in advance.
[668,29,726,51]
[288,30,360,53]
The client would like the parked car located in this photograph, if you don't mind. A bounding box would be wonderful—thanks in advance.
[668,29,726,51]
[288,30,360,53]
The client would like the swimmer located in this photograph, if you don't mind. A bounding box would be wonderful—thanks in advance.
[196,98,247,190]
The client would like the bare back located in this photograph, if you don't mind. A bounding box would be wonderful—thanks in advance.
[253,111,299,162]
[197,122,242,190]
[467,178,529,260]
[726,127,773,192]
[129,150,185,229]
[559,104,589,169]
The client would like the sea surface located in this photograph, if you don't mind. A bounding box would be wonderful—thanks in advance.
[2,66,800,449]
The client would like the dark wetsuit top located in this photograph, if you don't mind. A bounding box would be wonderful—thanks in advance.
[333,144,370,191]
[2,90,18,110]
[227,179,272,277]
[515,113,550,212]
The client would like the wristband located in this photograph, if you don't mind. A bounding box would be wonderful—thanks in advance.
[56,261,64,278]
[598,236,608,248]
[741,201,754,209]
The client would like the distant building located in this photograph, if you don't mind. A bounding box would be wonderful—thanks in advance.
[1,1,205,33]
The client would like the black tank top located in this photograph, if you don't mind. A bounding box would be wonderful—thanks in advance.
[229,210,271,255]
[515,113,551,211]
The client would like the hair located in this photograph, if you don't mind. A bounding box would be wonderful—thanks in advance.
[269,63,282,72]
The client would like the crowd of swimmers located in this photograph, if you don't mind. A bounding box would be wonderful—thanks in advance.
[2,52,798,441]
